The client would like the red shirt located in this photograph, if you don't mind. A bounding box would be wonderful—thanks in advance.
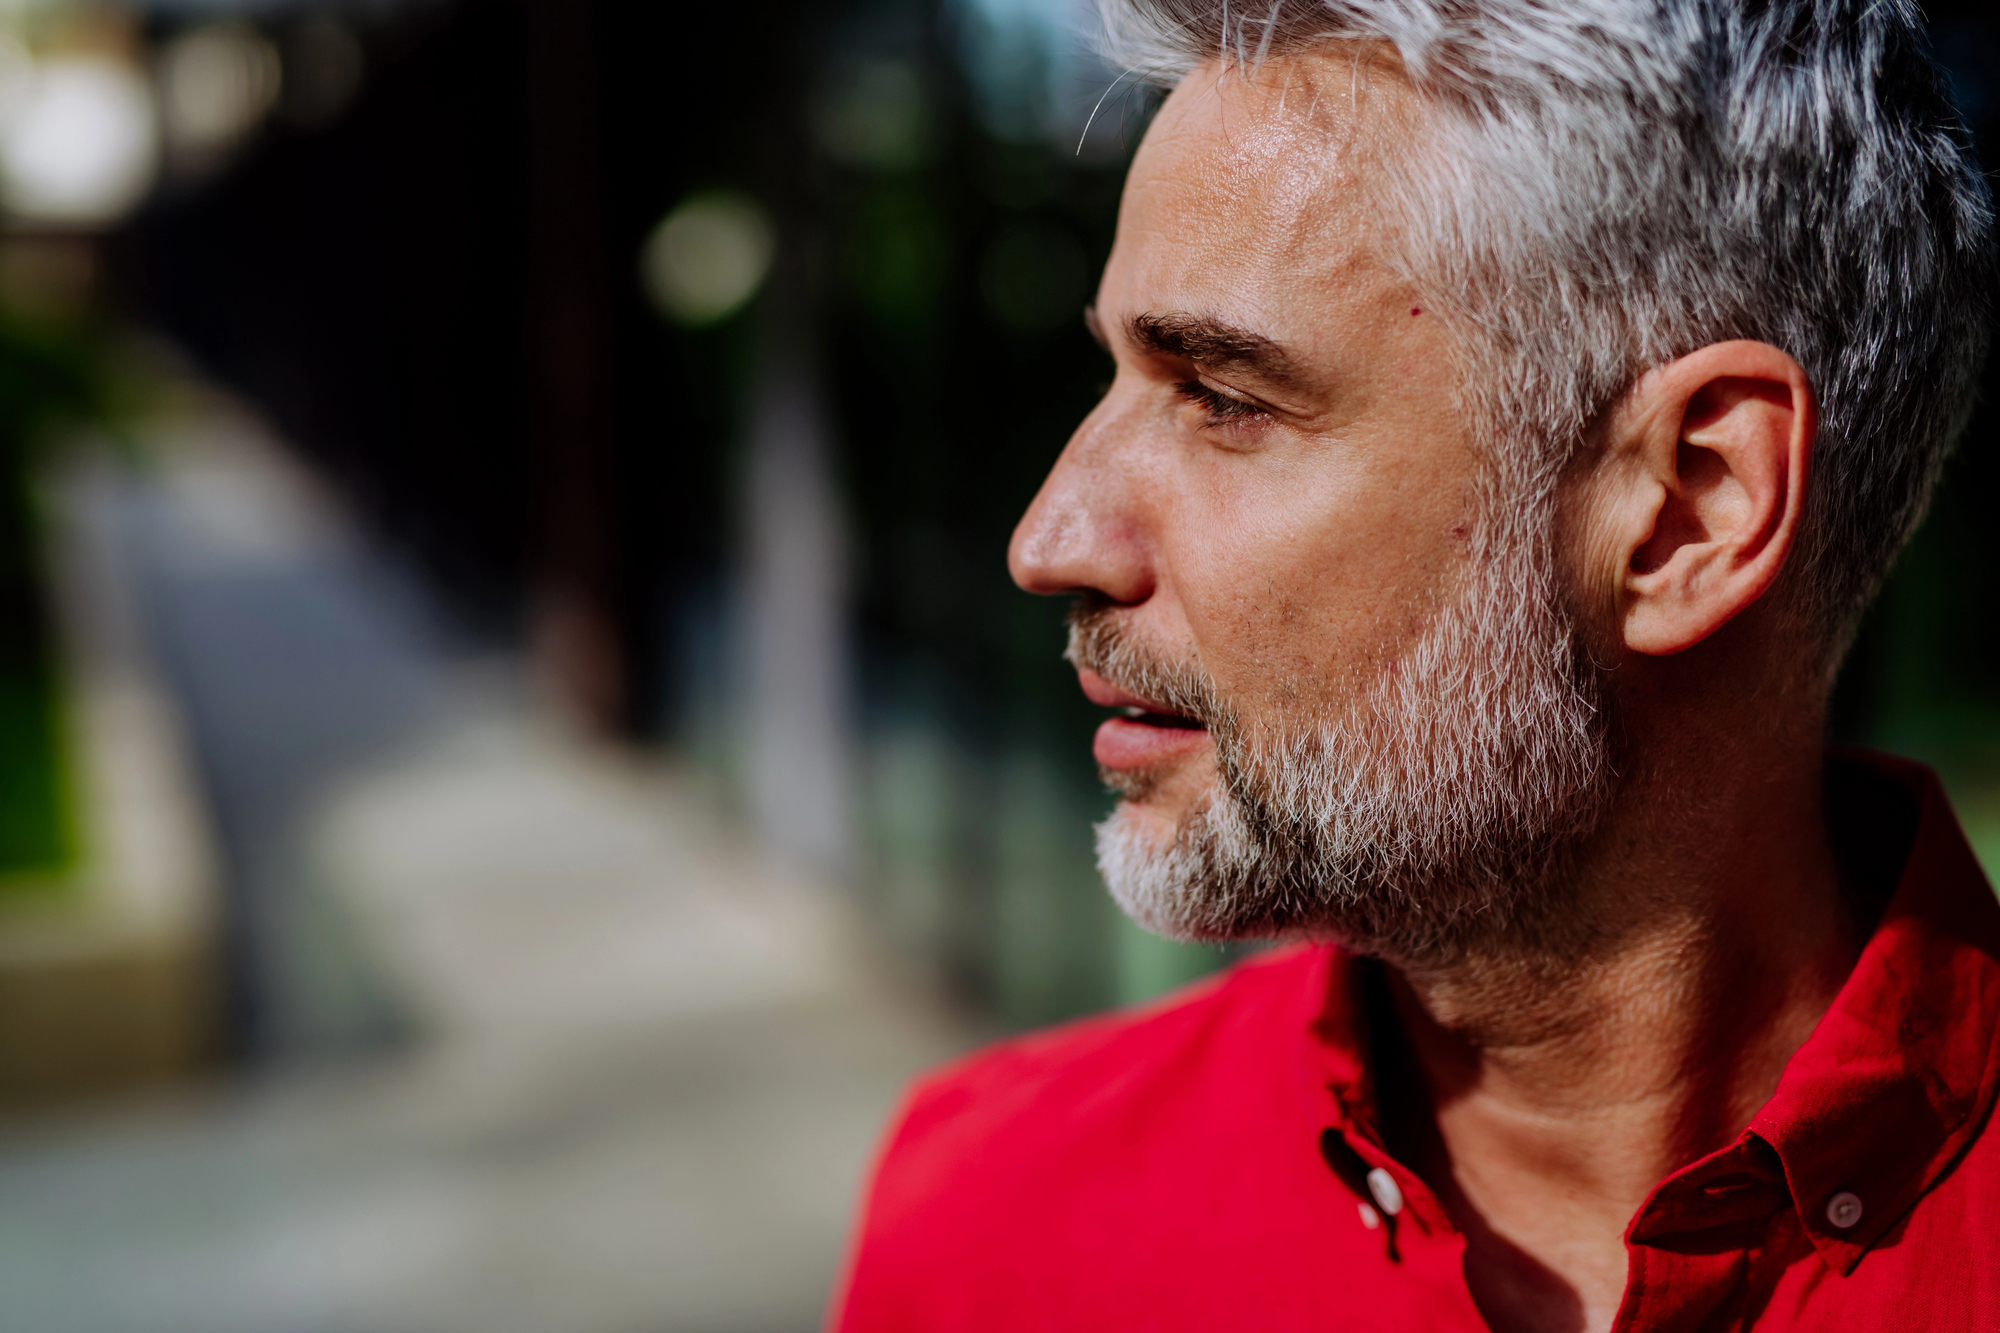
[833,754,2000,1331]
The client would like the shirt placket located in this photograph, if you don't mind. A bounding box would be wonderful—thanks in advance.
[1320,1094,1489,1326]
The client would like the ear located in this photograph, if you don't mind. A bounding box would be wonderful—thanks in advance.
[1591,341,1815,657]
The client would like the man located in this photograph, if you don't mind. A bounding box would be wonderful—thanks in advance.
[835,2,1999,1330]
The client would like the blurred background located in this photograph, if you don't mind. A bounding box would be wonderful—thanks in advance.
[0,1,1995,1330]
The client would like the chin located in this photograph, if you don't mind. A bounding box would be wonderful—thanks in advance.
[1092,790,1243,944]
[1111,792,1185,846]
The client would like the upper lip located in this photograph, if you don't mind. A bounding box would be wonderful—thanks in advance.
[1077,669,1201,724]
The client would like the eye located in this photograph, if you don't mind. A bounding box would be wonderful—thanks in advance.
[1174,378,1269,428]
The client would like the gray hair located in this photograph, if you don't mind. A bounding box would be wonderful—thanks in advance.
[1098,0,1994,661]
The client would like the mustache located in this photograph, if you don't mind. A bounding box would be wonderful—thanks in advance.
[1062,593,1230,731]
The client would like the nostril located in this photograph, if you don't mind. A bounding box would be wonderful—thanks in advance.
[1007,432,1157,604]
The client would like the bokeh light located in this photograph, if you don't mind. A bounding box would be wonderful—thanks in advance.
[640,190,777,328]
[1,55,155,226]
[157,21,281,172]
[814,59,932,171]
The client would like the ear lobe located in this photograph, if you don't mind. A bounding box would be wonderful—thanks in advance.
[1613,342,1814,657]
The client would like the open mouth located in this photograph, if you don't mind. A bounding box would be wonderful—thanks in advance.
[1078,669,1210,772]
[1117,704,1205,730]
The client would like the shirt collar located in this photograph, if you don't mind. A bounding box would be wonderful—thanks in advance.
[1744,751,2000,1273]
[1300,750,2000,1271]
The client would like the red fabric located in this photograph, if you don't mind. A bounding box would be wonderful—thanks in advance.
[832,754,2000,1331]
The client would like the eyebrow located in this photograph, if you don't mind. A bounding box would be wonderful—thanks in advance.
[1121,310,1295,381]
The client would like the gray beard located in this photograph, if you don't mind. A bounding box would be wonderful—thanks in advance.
[1070,535,1615,970]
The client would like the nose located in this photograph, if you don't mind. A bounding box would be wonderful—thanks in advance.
[1007,395,1155,606]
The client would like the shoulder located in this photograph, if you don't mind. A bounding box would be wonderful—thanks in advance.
[831,944,1389,1330]
[895,942,1330,1153]
[840,944,1335,1292]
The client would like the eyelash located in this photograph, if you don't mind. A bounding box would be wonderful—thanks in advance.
[1174,379,1267,428]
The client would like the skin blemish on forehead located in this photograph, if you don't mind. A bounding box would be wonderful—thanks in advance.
[1411,307,1422,316]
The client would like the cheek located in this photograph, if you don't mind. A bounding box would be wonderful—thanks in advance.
[1170,452,1469,708]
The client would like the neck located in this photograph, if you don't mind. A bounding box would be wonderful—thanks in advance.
[1376,684,1862,1332]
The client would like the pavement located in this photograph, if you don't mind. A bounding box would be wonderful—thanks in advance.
[0,396,975,1333]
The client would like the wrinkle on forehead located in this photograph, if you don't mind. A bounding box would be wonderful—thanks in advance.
[1145,47,1416,207]
[1113,49,1424,363]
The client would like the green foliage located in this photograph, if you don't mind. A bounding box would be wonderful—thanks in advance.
[0,657,70,881]
[0,311,132,883]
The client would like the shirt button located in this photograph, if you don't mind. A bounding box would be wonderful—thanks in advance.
[1366,1167,1405,1216]
[1825,1191,1864,1230]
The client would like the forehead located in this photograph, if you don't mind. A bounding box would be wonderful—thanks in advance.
[1110,53,1417,323]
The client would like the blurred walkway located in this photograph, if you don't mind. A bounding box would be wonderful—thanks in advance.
[0,397,972,1333]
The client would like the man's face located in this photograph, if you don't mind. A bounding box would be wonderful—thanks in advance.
[1008,56,1611,957]
[1012,57,1472,830]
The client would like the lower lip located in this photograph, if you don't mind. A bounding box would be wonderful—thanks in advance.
[1093,716,1210,771]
